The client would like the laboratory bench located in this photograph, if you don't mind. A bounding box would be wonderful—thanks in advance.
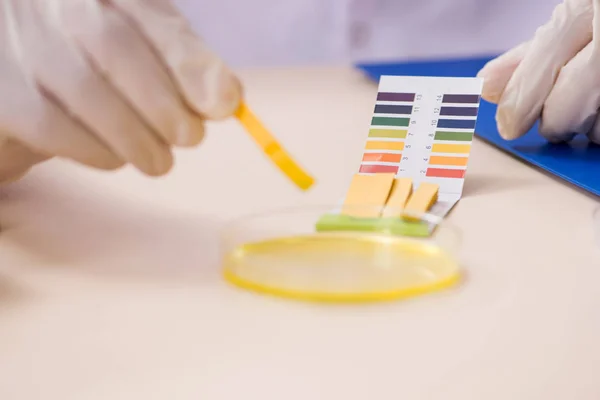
[0,66,598,400]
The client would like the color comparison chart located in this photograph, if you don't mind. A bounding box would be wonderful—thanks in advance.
[316,75,484,236]
[360,75,483,203]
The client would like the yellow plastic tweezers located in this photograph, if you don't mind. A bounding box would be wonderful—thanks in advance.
[235,101,314,191]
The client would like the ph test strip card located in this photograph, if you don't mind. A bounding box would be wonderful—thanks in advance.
[362,76,482,195]
[361,75,482,220]
[317,75,483,236]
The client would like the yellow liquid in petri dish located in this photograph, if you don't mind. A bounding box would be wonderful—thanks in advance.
[223,233,460,303]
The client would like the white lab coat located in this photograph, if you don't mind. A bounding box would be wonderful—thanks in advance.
[175,0,562,67]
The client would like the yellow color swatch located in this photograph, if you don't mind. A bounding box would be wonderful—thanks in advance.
[402,182,439,221]
[365,140,405,151]
[341,173,396,218]
[431,143,471,154]
[428,155,469,166]
[382,178,413,217]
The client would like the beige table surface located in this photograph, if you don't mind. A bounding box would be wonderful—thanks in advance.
[0,67,599,400]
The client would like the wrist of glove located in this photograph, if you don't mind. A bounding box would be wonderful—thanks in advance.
[0,0,241,182]
[477,0,600,144]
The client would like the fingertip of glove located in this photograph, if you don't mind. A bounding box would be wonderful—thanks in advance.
[477,63,506,105]
[476,57,500,81]
[179,59,243,121]
[547,133,576,143]
[137,147,175,178]
[539,119,578,144]
[480,90,501,105]
[209,68,243,120]
[495,107,522,141]
[476,63,491,79]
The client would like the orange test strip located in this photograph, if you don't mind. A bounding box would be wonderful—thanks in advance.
[235,101,315,190]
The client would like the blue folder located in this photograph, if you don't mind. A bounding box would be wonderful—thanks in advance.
[356,56,600,198]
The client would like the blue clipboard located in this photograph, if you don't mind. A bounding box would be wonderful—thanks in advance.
[356,56,600,198]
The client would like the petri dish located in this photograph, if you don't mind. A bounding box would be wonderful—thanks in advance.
[221,205,462,303]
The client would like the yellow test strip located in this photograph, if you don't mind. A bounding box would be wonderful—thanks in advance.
[402,182,439,221]
[382,178,413,218]
[235,101,315,190]
[341,173,396,218]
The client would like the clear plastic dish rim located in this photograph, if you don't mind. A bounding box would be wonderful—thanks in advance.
[218,204,464,303]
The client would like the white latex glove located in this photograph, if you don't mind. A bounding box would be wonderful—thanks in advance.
[477,0,600,143]
[0,0,242,182]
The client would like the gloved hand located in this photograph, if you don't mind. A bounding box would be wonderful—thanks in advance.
[477,0,600,144]
[0,0,242,182]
